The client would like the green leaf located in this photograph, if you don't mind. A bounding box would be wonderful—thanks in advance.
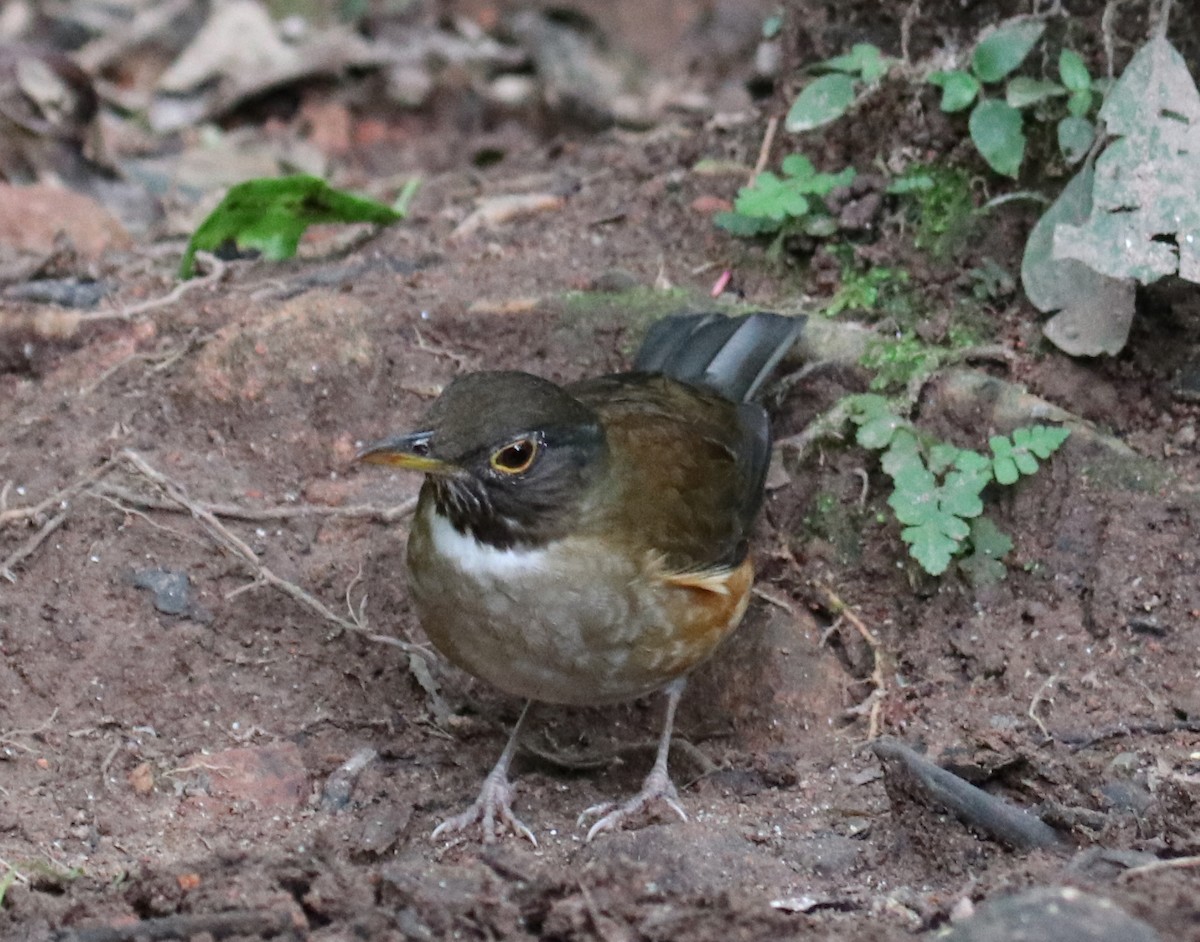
[929,69,981,112]
[1066,88,1094,117]
[969,99,1025,177]
[785,73,857,132]
[1059,48,1091,92]
[1014,424,1070,458]
[889,468,939,525]
[780,153,816,179]
[1006,76,1065,108]
[723,213,781,235]
[825,43,888,83]
[180,175,402,278]
[734,173,810,220]
[392,176,422,215]
[901,520,960,575]
[970,515,1014,558]
[927,442,961,474]
[972,21,1046,83]
[713,211,780,236]
[954,449,992,475]
[1057,116,1094,164]
[989,435,1019,484]
[801,166,857,196]
[845,393,892,421]
[0,866,17,908]
[992,455,1019,485]
[1014,450,1040,475]
[987,427,1067,483]
[939,469,987,518]
[886,172,935,194]
[762,12,783,39]
[880,429,922,476]
[959,516,1014,584]
[803,215,839,237]
[857,412,904,450]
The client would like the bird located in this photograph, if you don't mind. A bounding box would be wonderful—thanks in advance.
[358,311,803,843]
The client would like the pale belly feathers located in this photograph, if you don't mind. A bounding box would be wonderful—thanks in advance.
[405,502,747,705]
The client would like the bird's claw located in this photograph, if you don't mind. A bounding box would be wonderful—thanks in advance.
[577,771,687,842]
[432,776,537,846]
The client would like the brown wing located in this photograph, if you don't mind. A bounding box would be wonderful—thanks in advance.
[567,373,768,572]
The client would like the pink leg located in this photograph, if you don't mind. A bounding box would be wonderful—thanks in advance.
[578,679,689,842]
[432,701,537,845]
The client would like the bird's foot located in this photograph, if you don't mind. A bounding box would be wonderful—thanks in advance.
[577,766,688,842]
[431,772,537,846]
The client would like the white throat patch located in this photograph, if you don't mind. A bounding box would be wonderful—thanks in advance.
[425,505,551,578]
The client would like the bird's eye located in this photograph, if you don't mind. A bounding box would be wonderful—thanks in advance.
[489,438,538,474]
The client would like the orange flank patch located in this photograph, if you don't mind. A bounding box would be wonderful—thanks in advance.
[656,557,754,675]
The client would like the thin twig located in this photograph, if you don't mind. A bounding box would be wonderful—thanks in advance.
[750,115,780,184]
[813,583,887,740]
[0,462,113,528]
[1100,0,1122,81]
[751,585,800,617]
[80,333,201,397]
[1153,0,1173,39]
[0,857,29,886]
[0,709,60,752]
[90,492,211,549]
[1028,673,1058,741]
[900,0,921,64]
[118,450,425,656]
[1118,854,1200,882]
[1,511,67,582]
[774,396,856,461]
[91,481,416,524]
[78,254,228,323]
[850,467,870,507]
[60,908,298,942]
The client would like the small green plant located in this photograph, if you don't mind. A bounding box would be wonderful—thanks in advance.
[803,490,864,564]
[887,164,976,258]
[0,858,83,909]
[785,43,891,133]
[0,865,16,908]
[927,21,1100,176]
[761,8,783,39]
[180,175,415,278]
[844,394,1069,577]
[715,154,855,242]
[860,334,943,390]
[968,257,1017,300]
[824,265,910,318]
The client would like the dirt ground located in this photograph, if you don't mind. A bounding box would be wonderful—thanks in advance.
[2,2,1200,940]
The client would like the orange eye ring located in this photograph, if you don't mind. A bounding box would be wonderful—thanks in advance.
[489,437,539,474]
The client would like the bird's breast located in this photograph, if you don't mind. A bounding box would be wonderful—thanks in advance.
[404,500,750,706]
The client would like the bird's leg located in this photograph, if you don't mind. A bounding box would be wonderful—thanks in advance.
[432,700,537,845]
[579,678,689,842]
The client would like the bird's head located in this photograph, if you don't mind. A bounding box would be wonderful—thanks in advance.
[358,371,607,548]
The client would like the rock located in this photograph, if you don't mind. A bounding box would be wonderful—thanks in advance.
[186,743,308,811]
[0,182,130,258]
[941,886,1161,942]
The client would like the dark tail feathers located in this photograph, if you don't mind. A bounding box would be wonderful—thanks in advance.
[634,311,804,401]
